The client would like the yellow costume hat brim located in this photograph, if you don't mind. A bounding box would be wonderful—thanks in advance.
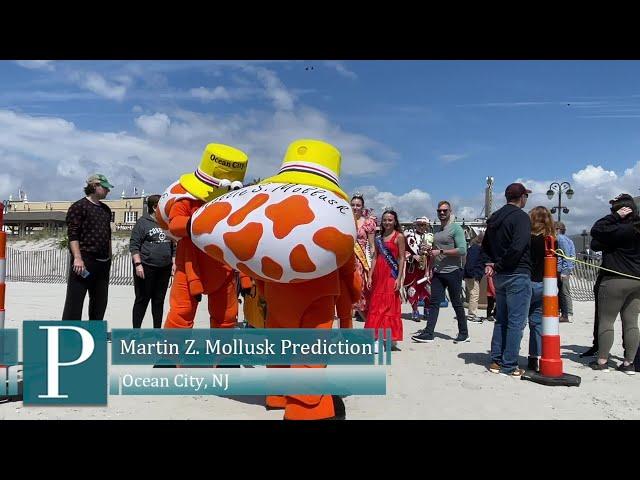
[261,171,348,200]
[179,143,249,202]
[261,139,347,200]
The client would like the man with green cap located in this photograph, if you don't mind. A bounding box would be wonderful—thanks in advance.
[62,173,115,320]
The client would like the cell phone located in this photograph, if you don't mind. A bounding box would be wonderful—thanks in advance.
[79,268,90,278]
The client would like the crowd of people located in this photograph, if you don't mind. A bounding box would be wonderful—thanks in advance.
[59,161,639,418]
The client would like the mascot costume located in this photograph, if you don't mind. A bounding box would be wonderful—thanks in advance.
[156,143,252,330]
[189,139,360,420]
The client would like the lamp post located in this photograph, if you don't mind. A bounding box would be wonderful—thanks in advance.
[546,181,574,223]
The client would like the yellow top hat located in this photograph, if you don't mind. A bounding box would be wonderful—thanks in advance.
[179,143,249,202]
[261,139,347,200]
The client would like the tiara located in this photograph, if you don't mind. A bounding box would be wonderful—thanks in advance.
[352,191,364,198]
[382,205,395,212]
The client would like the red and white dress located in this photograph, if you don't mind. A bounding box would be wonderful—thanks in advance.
[354,216,377,314]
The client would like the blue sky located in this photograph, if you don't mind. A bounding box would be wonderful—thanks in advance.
[1,60,639,233]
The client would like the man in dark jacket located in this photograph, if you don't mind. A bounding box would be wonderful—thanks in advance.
[130,195,176,328]
[481,183,532,376]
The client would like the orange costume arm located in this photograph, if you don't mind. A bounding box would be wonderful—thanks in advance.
[338,252,362,304]
[239,272,253,291]
[169,198,203,296]
[167,199,192,239]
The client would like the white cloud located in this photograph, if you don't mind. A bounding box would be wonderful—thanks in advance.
[69,71,128,101]
[15,60,55,71]
[439,153,468,163]
[190,86,231,102]
[135,113,171,137]
[572,164,618,187]
[352,186,433,222]
[508,164,640,235]
[324,61,358,79]
[0,107,392,203]
[247,66,296,111]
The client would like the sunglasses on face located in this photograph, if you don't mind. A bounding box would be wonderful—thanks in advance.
[437,209,449,214]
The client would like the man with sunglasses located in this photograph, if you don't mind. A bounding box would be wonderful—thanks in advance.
[412,201,468,344]
[62,173,114,320]
[481,182,532,377]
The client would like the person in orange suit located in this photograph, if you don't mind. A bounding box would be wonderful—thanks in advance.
[158,143,251,331]
[335,251,363,329]
[258,139,361,420]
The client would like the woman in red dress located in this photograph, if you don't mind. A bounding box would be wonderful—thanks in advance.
[365,210,405,350]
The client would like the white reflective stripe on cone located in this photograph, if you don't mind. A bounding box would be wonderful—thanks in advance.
[543,278,558,295]
[542,316,559,335]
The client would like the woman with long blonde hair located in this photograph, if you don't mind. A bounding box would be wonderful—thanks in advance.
[527,206,556,371]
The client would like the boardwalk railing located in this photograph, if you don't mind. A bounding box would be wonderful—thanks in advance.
[5,247,603,298]
[568,253,601,301]
[5,247,135,286]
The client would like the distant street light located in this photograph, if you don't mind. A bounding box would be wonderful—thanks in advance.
[547,181,574,222]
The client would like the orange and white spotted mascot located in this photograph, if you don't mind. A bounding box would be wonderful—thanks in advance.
[190,139,361,420]
[156,143,251,331]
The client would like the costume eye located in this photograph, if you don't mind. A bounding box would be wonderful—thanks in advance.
[230,181,243,190]
[219,179,232,190]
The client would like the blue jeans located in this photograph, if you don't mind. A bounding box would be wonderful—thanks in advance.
[528,281,543,358]
[490,273,532,373]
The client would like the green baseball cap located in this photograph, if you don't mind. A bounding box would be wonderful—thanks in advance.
[86,173,114,189]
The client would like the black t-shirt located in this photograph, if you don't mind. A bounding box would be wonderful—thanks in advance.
[66,197,112,259]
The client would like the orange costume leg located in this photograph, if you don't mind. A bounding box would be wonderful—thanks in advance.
[267,296,337,420]
[164,269,198,329]
[335,290,353,329]
[207,279,239,329]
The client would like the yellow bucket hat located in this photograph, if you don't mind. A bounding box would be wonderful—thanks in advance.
[261,139,347,200]
[179,143,249,202]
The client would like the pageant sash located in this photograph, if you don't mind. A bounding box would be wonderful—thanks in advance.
[375,235,399,279]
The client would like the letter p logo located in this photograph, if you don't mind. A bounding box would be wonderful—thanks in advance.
[24,321,107,405]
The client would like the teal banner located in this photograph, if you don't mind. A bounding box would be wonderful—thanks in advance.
[23,321,108,405]
[0,329,18,364]
[111,328,392,366]
[109,367,386,395]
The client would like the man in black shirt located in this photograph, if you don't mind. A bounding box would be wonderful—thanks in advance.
[62,174,114,320]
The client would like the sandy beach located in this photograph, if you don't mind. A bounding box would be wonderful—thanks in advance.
[1,281,637,420]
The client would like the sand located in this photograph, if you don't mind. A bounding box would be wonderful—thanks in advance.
[1,281,637,419]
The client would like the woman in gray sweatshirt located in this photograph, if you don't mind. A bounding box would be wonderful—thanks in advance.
[129,195,176,328]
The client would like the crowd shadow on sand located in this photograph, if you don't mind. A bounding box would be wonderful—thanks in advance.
[562,344,624,365]
[458,351,530,371]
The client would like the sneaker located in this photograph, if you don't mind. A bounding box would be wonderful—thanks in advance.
[486,315,496,322]
[411,311,421,322]
[579,346,598,358]
[589,360,609,372]
[411,331,435,343]
[559,316,571,323]
[501,368,525,377]
[453,334,470,343]
[467,314,482,323]
[489,362,501,373]
[616,363,636,376]
[527,357,539,372]
[413,328,424,335]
